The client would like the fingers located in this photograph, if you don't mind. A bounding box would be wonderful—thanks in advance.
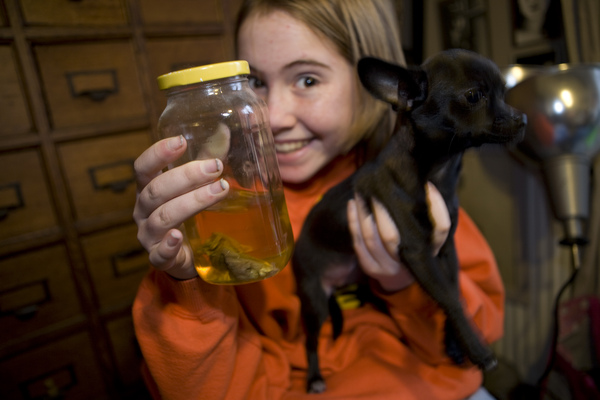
[425,182,451,255]
[133,136,230,278]
[348,196,403,280]
[134,135,186,192]
[347,197,379,273]
[350,195,400,272]
[148,229,198,280]
[348,196,414,292]
[346,183,451,293]
[134,158,225,223]
[371,199,401,259]
[136,177,229,249]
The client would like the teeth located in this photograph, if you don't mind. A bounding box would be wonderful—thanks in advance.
[275,140,310,153]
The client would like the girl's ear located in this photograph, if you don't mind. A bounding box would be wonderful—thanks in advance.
[358,57,427,111]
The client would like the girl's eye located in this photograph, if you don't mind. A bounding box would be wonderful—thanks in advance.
[465,89,484,104]
[248,75,266,89]
[297,76,317,89]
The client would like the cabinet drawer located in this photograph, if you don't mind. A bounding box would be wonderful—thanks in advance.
[35,41,147,130]
[58,131,150,222]
[0,149,58,242]
[106,315,143,386]
[0,331,107,399]
[146,37,228,114]
[0,245,82,346]
[82,224,148,311]
[19,0,128,26]
[0,45,32,137]
[140,0,223,24]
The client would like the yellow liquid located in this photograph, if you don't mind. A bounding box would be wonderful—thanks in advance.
[184,190,294,284]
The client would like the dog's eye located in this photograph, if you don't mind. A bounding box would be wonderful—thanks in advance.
[465,89,484,104]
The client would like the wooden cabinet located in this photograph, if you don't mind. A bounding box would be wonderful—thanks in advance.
[0,0,240,398]
[0,149,59,241]
[35,41,148,130]
[0,245,83,344]
[0,45,32,136]
[0,331,109,399]
[18,0,128,26]
[81,224,149,313]
[58,131,150,224]
[139,0,224,25]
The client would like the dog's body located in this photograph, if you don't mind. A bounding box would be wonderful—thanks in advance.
[292,49,526,393]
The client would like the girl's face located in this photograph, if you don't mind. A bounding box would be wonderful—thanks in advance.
[237,11,359,184]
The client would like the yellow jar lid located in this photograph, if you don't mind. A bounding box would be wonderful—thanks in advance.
[157,60,250,90]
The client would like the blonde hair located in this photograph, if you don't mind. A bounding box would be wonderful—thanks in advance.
[235,0,406,163]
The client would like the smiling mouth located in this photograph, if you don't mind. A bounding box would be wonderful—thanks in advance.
[275,139,312,154]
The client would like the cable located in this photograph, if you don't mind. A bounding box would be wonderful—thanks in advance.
[536,243,582,388]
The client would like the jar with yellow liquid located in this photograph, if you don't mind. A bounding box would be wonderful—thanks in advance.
[157,61,294,284]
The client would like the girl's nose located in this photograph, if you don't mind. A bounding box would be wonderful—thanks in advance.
[265,87,296,135]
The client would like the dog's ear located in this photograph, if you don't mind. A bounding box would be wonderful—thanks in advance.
[358,57,427,111]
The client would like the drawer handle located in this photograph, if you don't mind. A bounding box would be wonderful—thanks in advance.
[0,280,50,321]
[88,159,135,193]
[0,182,25,221]
[111,247,148,277]
[66,69,119,102]
[19,364,77,399]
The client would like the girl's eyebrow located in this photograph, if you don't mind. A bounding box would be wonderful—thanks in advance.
[249,59,331,75]
[284,59,331,70]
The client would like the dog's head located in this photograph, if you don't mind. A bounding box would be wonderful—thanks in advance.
[358,49,526,152]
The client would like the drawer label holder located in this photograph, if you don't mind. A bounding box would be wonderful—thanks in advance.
[0,182,25,220]
[66,69,119,102]
[88,159,135,193]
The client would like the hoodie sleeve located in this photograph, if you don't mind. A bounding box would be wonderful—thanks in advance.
[373,208,505,366]
[132,269,290,400]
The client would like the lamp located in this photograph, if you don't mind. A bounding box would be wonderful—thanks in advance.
[504,64,600,268]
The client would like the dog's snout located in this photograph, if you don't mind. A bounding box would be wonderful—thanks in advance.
[490,106,527,144]
[517,112,527,128]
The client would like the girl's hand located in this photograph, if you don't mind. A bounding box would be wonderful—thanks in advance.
[133,136,229,280]
[347,182,451,292]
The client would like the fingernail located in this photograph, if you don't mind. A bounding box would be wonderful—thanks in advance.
[202,159,223,174]
[167,135,184,150]
[347,199,356,212]
[209,179,229,194]
[220,178,228,190]
[167,230,182,247]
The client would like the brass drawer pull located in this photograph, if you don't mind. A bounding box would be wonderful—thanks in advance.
[0,182,25,221]
[111,247,148,277]
[88,159,135,193]
[66,69,119,102]
[0,279,50,321]
[19,364,77,399]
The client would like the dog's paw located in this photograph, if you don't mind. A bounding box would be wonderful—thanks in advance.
[480,353,498,372]
[444,325,466,365]
[307,378,327,394]
[445,337,466,365]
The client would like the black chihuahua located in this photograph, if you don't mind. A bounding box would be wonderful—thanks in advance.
[292,49,526,393]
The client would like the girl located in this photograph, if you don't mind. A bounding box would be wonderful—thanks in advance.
[132,0,504,398]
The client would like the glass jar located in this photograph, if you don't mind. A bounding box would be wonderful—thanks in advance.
[157,60,294,284]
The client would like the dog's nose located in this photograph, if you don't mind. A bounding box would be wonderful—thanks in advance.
[514,112,527,142]
[516,112,527,128]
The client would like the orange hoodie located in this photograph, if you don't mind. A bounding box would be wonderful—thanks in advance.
[132,154,504,400]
